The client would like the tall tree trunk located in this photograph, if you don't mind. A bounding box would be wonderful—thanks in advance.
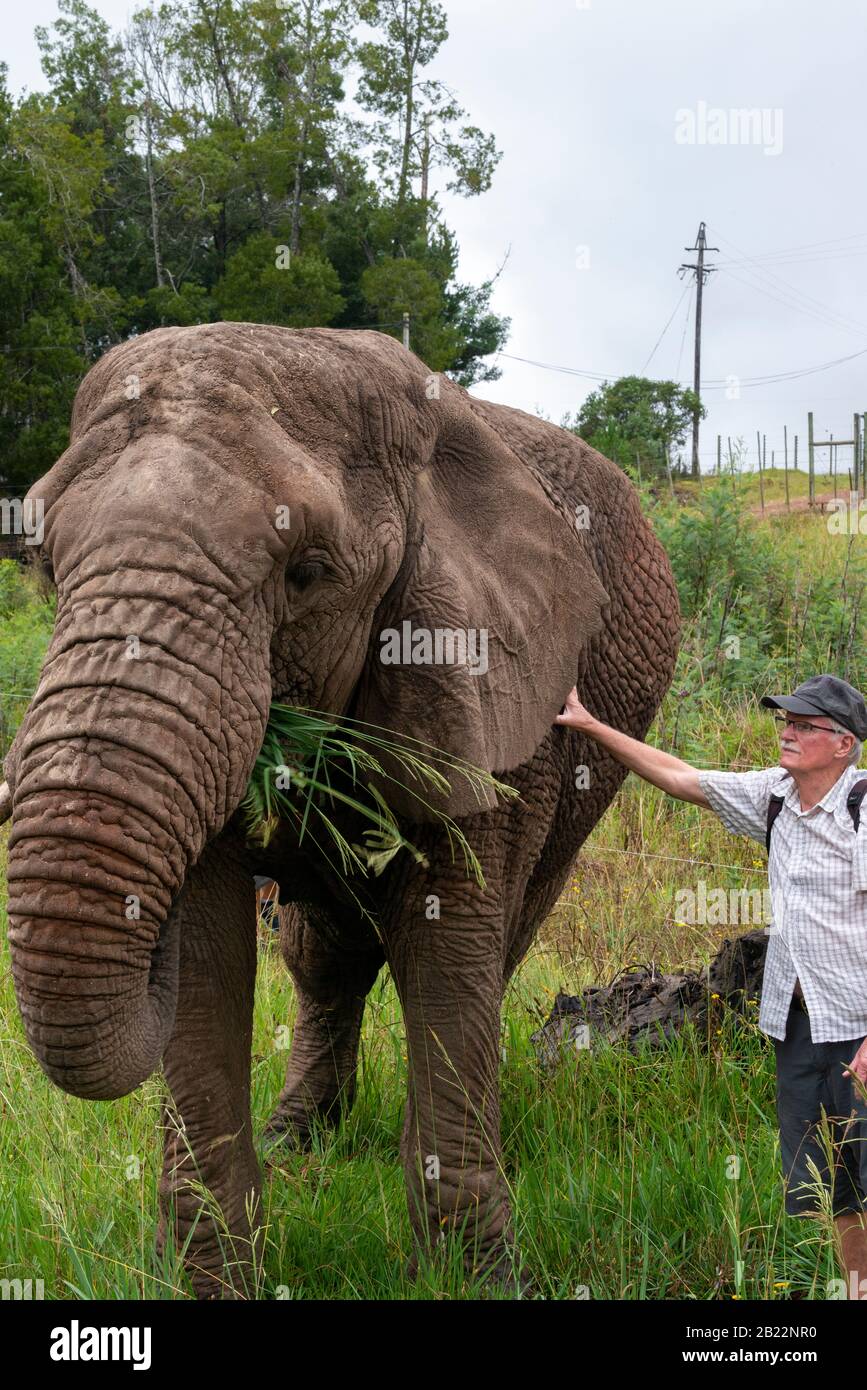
[196,0,267,227]
[393,0,426,250]
[145,101,165,291]
[290,6,316,258]
[322,147,376,268]
[419,111,431,245]
[214,202,228,277]
[397,75,414,212]
[290,122,306,257]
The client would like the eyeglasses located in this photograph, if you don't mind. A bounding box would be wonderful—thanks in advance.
[772,714,845,737]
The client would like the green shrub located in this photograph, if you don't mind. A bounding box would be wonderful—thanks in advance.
[0,561,54,758]
[643,481,867,733]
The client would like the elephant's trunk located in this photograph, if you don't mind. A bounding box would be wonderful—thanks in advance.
[7,741,187,1100]
[5,584,270,1100]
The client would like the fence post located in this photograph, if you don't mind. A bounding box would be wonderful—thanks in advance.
[832,432,837,499]
[756,430,765,514]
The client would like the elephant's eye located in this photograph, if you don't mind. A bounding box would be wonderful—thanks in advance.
[287,559,326,590]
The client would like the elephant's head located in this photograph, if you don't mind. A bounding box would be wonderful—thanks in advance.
[3,323,610,1100]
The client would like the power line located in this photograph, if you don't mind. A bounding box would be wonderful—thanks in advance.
[712,343,867,386]
[499,340,867,390]
[718,248,867,271]
[641,283,691,373]
[720,264,867,341]
[497,353,614,383]
[674,282,693,385]
[715,228,867,267]
[709,223,867,339]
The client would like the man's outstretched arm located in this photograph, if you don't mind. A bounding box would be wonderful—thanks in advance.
[554,686,710,807]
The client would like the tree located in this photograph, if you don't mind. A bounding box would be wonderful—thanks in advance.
[566,376,704,480]
[214,231,344,323]
[355,0,500,240]
[256,0,356,255]
[1,0,511,488]
[0,66,88,487]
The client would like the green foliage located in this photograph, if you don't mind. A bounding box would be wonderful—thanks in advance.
[0,562,55,758]
[355,0,500,207]
[145,281,214,326]
[0,0,509,488]
[442,274,510,387]
[359,255,463,367]
[242,703,519,915]
[565,376,703,480]
[0,70,91,485]
[642,480,867,711]
[361,257,441,324]
[215,235,345,325]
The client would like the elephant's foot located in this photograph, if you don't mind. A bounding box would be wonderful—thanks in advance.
[156,1214,258,1301]
[262,1074,354,1155]
[260,1106,316,1157]
[405,1237,531,1299]
[157,1149,263,1300]
[267,973,374,1156]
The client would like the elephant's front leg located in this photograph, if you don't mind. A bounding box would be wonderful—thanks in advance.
[157,838,262,1300]
[264,906,384,1149]
[388,894,518,1290]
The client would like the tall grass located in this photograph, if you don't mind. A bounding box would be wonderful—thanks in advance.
[0,560,54,760]
[0,881,839,1299]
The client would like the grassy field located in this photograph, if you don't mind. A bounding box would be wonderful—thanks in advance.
[0,489,863,1300]
[671,465,853,508]
[0,775,843,1301]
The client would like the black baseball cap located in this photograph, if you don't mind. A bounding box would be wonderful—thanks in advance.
[760,674,867,740]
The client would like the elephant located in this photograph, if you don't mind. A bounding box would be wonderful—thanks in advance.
[1,322,679,1298]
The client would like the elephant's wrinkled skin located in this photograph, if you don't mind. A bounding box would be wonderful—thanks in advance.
[3,324,679,1297]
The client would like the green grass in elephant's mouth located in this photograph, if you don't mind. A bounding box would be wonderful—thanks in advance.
[241,705,519,912]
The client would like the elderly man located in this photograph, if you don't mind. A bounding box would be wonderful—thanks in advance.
[555,673,867,1299]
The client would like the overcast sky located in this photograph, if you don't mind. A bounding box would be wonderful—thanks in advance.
[6,0,867,474]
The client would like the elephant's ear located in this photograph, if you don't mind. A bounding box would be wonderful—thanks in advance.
[350,407,609,819]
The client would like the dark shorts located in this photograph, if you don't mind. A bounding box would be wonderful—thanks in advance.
[774,999,867,1217]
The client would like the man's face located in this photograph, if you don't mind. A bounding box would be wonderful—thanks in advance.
[777,714,852,774]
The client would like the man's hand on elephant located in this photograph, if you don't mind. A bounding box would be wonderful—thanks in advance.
[553,686,711,807]
[554,686,596,731]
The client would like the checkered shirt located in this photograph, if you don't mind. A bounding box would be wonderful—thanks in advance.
[697,763,867,1042]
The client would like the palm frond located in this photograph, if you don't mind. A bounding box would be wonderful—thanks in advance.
[241,704,519,906]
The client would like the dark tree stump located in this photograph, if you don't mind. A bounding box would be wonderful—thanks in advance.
[531,930,768,1068]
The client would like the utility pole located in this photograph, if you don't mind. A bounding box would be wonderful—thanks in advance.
[678,222,718,478]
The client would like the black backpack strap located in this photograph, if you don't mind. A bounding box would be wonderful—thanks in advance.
[767,777,867,851]
[846,778,867,832]
[766,793,785,853]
